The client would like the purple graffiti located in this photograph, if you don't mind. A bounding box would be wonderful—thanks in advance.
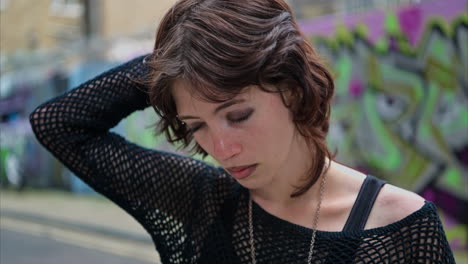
[454,145,468,167]
[349,79,365,98]
[422,186,467,231]
[298,0,467,47]
[398,6,423,46]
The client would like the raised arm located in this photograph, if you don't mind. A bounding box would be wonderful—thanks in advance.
[29,55,216,233]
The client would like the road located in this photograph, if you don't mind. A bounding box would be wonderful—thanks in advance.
[0,219,158,264]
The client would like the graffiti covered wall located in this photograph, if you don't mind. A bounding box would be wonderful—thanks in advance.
[300,0,467,253]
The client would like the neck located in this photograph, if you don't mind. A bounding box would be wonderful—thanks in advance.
[249,134,329,208]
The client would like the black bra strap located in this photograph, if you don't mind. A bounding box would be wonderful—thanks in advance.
[342,175,386,231]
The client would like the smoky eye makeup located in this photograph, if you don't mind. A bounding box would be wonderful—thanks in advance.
[186,108,255,133]
[187,122,203,133]
[227,108,254,123]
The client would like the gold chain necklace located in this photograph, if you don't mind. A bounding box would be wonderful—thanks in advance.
[248,174,327,264]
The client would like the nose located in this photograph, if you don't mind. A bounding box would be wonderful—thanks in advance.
[211,130,242,162]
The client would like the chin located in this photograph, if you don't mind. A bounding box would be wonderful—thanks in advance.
[237,181,261,191]
[237,175,271,191]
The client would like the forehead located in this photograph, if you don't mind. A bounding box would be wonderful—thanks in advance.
[171,79,256,111]
[171,79,198,106]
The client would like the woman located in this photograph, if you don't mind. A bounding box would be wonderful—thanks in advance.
[30,0,455,263]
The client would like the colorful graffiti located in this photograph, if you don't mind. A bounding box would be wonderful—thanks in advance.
[300,0,467,253]
[3,0,465,257]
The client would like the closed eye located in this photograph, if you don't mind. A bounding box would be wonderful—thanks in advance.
[187,108,254,133]
[187,122,205,133]
[228,108,254,123]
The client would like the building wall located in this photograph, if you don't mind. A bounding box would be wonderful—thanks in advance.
[98,0,176,39]
[0,0,176,55]
[0,0,83,53]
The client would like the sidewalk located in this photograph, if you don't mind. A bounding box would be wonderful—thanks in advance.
[0,188,161,263]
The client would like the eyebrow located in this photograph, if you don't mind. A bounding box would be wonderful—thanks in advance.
[178,99,246,120]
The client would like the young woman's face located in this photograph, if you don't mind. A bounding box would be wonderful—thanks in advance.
[172,80,303,189]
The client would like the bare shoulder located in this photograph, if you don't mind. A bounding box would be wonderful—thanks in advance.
[366,183,426,229]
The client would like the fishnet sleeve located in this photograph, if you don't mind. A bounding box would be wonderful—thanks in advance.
[404,203,455,263]
[346,202,456,264]
[29,55,214,239]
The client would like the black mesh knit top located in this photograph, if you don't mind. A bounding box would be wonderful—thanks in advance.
[30,56,455,264]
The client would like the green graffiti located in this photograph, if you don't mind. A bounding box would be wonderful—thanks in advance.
[312,11,467,253]
[363,92,402,170]
[385,13,402,36]
[335,55,353,97]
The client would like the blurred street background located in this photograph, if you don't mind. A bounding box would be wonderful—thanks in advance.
[0,0,467,263]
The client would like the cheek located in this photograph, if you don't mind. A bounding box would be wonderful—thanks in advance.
[248,114,294,153]
[192,127,246,156]
[255,98,296,158]
[193,133,212,153]
[262,97,295,137]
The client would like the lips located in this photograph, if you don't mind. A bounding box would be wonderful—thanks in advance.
[227,164,254,172]
[226,164,258,180]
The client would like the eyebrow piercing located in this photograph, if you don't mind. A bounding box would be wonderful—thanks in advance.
[176,115,185,125]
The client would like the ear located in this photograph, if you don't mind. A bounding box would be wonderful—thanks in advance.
[277,81,296,107]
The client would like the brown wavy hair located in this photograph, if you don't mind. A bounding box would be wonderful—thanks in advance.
[146,0,335,197]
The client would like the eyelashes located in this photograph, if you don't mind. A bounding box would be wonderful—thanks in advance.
[187,108,254,133]
[228,108,254,123]
[188,125,202,134]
